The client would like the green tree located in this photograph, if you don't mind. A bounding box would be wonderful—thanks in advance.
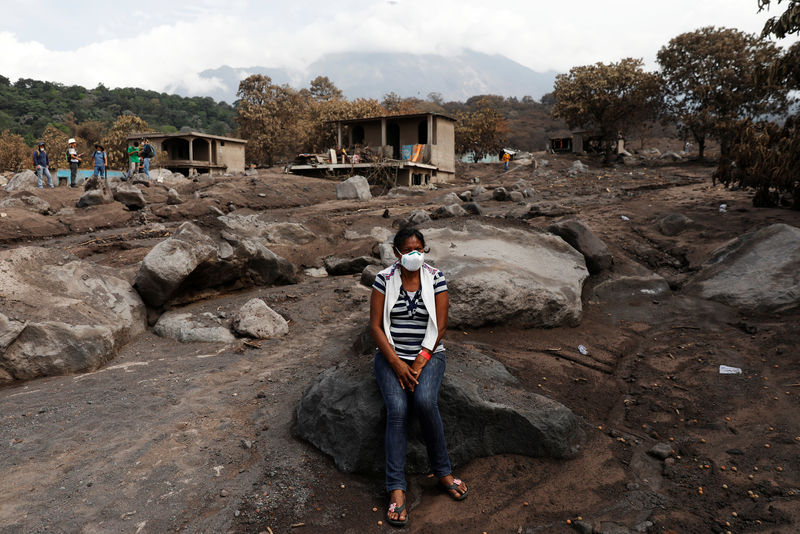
[551,58,660,161]
[309,76,343,102]
[454,97,508,162]
[657,26,787,160]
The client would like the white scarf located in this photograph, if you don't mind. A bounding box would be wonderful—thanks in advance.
[380,261,439,352]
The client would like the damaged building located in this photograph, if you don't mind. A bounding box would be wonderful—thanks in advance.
[287,112,456,186]
[127,132,246,176]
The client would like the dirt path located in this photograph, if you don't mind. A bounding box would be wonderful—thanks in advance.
[2,159,800,533]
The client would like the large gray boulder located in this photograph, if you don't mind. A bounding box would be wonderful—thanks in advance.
[434,204,468,218]
[134,222,297,308]
[424,222,589,327]
[153,311,236,343]
[231,298,289,339]
[3,170,38,192]
[114,182,146,210]
[0,193,52,214]
[687,223,800,312]
[76,178,114,208]
[0,247,146,383]
[216,214,315,244]
[296,347,584,474]
[548,219,613,274]
[336,175,372,200]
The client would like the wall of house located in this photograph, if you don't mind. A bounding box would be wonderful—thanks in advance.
[430,118,455,173]
[217,142,246,174]
[361,122,383,147]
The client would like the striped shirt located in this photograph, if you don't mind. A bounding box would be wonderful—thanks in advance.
[373,268,448,360]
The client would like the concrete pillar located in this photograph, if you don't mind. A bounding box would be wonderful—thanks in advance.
[427,115,433,145]
[337,123,342,148]
[381,118,387,147]
[188,138,194,162]
[207,139,212,162]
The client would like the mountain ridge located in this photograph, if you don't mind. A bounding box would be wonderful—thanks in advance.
[175,50,558,104]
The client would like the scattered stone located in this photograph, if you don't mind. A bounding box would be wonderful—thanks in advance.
[547,219,613,274]
[523,202,577,218]
[434,204,468,218]
[377,243,396,266]
[458,190,472,202]
[130,174,150,187]
[167,188,183,205]
[492,187,510,201]
[472,185,487,196]
[0,193,52,215]
[438,192,461,205]
[407,210,431,226]
[324,256,382,276]
[153,311,236,343]
[688,223,800,311]
[658,213,693,236]
[648,442,674,460]
[336,175,371,200]
[134,222,297,308]
[220,489,229,497]
[360,265,382,288]
[240,439,253,450]
[509,191,524,203]
[230,298,289,339]
[76,180,114,207]
[296,348,584,474]
[569,161,589,175]
[461,202,484,216]
[3,170,39,192]
[113,183,146,210]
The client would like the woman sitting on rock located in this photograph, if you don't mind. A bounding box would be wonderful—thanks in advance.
[369,226,469,527]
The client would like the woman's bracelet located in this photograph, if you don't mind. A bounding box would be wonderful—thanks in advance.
[419,348,431,361]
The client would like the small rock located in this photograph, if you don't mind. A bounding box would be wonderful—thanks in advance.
[241,439,253,449]
[220,489,229,497]
[648,442,673,460]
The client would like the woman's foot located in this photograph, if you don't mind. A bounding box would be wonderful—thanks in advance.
[386,489,408,526]
[439,474,469,500]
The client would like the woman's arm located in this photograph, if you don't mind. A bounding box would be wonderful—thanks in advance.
[370,288,419,390]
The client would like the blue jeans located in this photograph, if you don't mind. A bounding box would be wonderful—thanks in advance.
[142,158,150,179]
[93,165,105,178]
[36,167,54,188]
[374,350,452,492]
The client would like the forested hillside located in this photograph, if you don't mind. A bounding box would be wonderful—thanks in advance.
[0,76,237,144]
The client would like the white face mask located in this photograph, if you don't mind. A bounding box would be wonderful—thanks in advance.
[399,250,424,271]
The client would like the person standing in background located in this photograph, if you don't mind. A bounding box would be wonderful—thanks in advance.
[125,141,140,181]
[91,144,107,179]
[33,142,54,188]
[139,137,155,180]
[502,151,511,172]
[67,138,82,187]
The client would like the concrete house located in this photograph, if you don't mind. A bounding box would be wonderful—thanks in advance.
[288,112,456,186]
[127,131,246,176]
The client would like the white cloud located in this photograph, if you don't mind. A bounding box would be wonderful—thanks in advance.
[0,0,795,95]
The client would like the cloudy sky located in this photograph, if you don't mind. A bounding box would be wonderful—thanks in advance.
[0,0,795,98]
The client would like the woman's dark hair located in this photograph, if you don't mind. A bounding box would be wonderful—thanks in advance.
[393,227,427,252]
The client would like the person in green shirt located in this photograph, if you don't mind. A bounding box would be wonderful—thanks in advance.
[125,141,140,181]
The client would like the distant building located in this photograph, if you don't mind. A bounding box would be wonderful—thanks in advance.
[127,131,246,176]
[287,112,456,186]
[549,130,625,155]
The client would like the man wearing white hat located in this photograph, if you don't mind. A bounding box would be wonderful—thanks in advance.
[67,138,82,187]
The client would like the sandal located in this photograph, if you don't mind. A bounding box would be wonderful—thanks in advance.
[386,501,408,527]
[441,477,469,501]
